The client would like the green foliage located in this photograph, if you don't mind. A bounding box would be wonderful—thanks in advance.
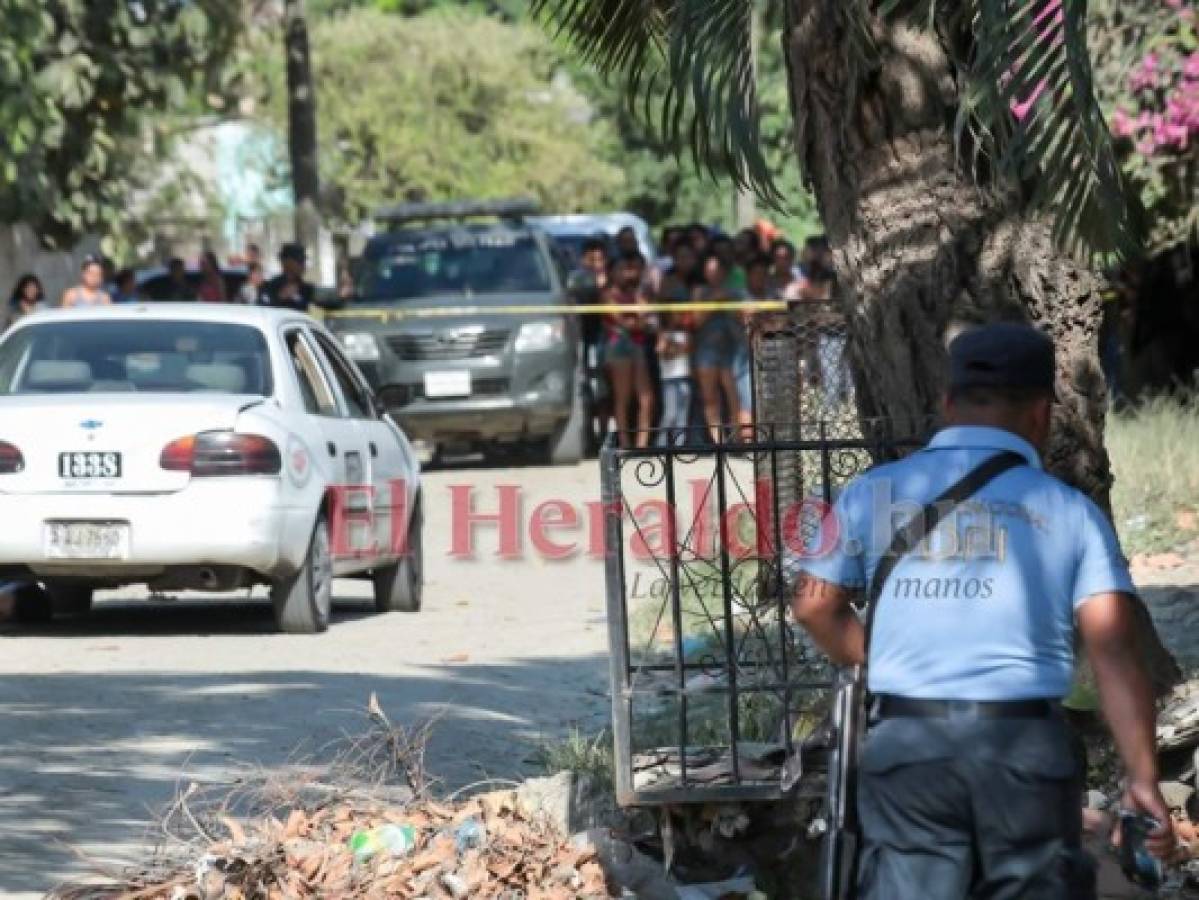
[304,0,817,236]
[310,0,523,20]
[262,8,624,224]
[0,0,241,246]
[1091,0,1199,253]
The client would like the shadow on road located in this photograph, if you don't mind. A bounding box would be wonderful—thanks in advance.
[0,605,610,893]
[0,594,378,638]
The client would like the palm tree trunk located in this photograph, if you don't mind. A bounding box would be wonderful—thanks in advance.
[783,5,1179,693]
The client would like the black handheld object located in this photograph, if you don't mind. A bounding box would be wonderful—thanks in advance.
[1119,811,1165,890]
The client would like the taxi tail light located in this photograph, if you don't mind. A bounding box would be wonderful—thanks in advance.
[160,432,281,476]
[0,441,23,474]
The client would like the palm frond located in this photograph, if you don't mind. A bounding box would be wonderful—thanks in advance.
[929,0,1136,258]
[532,0,666,90]
[531,0,780,204]
[661,0,777,201]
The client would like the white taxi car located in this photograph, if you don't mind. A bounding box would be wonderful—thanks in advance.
[0,304,423,634]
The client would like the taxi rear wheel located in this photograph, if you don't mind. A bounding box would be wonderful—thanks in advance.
[272,516,332,634]
[373,500,423,613]
[12,584,51,624]
[47,584,93,618]
[11,583,92,623]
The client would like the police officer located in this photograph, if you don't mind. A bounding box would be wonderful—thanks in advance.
[792,322,1175,898]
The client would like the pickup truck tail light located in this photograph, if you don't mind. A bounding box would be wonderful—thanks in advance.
[0,441,23,474]
[160,432,281,477]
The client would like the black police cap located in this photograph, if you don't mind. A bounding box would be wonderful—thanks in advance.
[948,322,1056,395]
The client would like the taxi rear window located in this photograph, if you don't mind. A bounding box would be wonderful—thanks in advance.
[0,320,273,396]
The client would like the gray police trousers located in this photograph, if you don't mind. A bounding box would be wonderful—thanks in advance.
[855,713,1096,900]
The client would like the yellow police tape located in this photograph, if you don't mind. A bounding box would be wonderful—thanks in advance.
[324,299,788,322]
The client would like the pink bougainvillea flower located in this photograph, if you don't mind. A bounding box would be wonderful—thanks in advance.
[1033,0,1062,26]
[1111,107,1136,137]
[1030,0,1064,47]
[1184,52,1199,82]
[1168,82,1199,130]
[1011,78,1049,122]
[1008,0,1062,122]
[1154,115,1189,150]
[1130,53,1162,92]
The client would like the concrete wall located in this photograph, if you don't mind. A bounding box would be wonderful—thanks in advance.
[0,225,100,308]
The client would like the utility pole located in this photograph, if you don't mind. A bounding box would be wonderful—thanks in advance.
[284,0,321,265]
[733,0,762,230]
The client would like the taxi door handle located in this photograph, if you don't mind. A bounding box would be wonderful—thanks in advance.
[327,442,337,457]
[369,442,378,458]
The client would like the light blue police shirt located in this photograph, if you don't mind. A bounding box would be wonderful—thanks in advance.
[797,426,1135,701]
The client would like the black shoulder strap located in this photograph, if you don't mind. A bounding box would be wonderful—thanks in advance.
[862,451,1026,655]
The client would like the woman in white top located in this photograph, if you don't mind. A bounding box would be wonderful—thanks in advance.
[61,257,113,308]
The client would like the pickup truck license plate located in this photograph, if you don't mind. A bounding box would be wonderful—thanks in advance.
[44,522,131,560]
[424,371,472,398]
[58,451,122,479]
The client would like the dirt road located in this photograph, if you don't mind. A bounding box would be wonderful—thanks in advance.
[3,454,1194,898]
[0,461,611,897]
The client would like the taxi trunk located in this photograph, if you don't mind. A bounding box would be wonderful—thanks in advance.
[0,394,252,496]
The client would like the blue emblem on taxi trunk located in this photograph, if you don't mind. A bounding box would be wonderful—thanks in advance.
[80,420,103,430]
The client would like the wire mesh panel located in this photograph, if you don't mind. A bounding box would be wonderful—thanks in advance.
[751,303,864,570]
[601,429,916,807]
[753,302,857,441]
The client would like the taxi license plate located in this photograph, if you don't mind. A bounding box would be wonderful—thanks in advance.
[44,522,131,560]
[58,451,122,479]
[424,371,471,398]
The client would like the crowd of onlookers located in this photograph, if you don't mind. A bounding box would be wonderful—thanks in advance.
[3,242,320,331]
[569,223,845,449]
[3,222,850,449]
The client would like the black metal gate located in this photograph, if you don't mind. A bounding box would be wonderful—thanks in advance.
[601,424,918,807]
[600,301,927,807]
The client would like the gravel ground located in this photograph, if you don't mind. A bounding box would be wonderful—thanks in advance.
[0,460,611,898]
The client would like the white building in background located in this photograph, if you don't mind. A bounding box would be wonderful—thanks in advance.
[129,119,337,285]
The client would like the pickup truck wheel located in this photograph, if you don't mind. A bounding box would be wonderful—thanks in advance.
[47,584,93,618]
[272,516,332,634]
[373,500,423,613]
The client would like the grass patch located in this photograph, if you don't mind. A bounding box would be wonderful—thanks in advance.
[623,562,832,749]
[1109,394,1199,556]
[627,556,764,654]
[531,727,614,790]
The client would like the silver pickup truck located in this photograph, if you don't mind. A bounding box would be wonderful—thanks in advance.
[327,200,586,465]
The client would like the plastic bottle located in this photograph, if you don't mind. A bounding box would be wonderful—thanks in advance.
[454,817,488,853]
[349,823,418,862]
